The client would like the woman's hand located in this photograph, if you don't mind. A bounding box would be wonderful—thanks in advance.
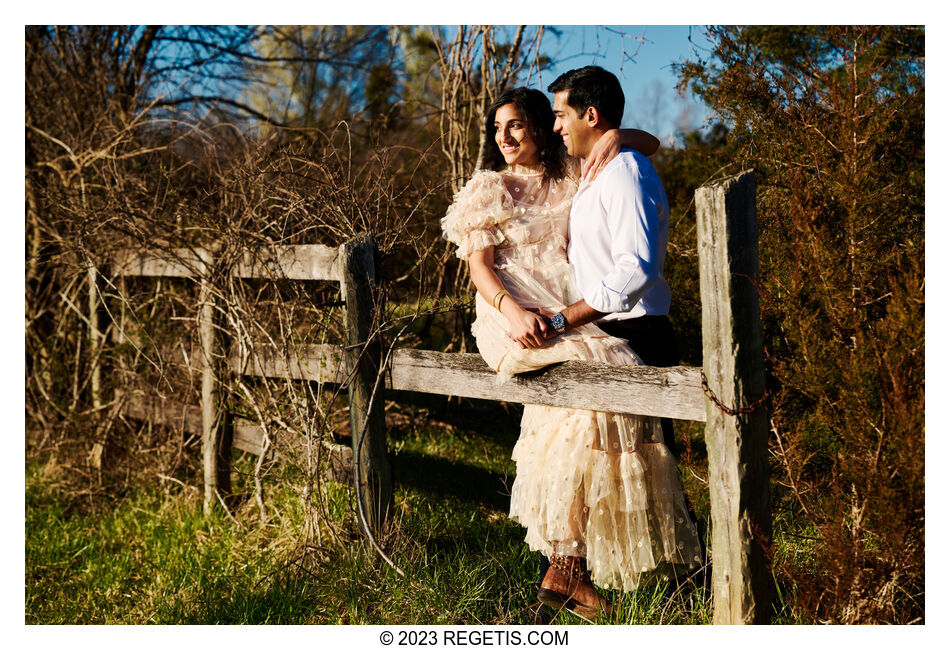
[503,304,549,349]
[583,128,661,182]
[467,247,548,348]
[583,129,621,182]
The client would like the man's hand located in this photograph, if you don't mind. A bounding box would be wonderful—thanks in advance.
[526,306,555,318]
[583,128,661,182]
[524,307,560,340]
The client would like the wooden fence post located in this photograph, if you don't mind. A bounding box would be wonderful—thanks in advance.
[199,248,231,514]
[341,233,392,537]
[111,273,129,411]
[87,260,103,411]
[87,259,106,470]
[695,170,773,624]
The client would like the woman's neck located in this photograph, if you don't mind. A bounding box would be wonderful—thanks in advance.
[505,162,544,176]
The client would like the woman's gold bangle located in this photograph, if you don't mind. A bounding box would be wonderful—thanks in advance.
[492,289,511,311]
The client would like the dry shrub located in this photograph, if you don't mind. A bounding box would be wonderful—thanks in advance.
[25,26,457,549]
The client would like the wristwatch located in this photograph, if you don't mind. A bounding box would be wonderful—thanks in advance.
[549,312,568,334]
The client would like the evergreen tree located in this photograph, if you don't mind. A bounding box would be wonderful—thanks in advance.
[679,26,924,623]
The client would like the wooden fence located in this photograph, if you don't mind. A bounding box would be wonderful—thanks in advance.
[100,170,771,624]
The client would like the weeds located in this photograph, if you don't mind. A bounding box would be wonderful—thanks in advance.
[27,397,811,624]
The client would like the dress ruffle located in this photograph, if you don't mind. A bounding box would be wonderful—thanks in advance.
[441,170,513,259]
[510,406,703,590]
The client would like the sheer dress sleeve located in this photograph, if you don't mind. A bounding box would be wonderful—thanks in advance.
[441,170,513,259]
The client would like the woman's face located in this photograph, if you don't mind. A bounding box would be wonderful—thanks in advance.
[494,103,540,167]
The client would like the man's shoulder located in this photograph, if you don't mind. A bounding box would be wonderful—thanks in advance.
[598,148,657,188]
[616,148,658,176]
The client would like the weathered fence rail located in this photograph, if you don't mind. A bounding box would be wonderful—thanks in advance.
[117,390,267,456]
[112,243,343,281]
[97,170,771,624]
[238,344,706,421]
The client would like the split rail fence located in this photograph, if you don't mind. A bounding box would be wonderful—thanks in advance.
[99,170,771,624]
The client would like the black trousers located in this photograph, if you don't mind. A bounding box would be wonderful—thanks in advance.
[597,315,680,456]
[536,315,691,590]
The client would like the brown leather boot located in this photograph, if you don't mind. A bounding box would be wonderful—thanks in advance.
[537,554,611,622]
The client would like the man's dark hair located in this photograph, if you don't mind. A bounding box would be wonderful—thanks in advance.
[479,87,568,181]
[547,65,625,128]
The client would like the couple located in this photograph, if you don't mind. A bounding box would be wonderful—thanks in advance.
[441,66,702,621]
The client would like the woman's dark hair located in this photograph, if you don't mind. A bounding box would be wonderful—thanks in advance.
[479,87,567,181]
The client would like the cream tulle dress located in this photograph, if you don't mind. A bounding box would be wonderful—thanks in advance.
[441,164,702,590]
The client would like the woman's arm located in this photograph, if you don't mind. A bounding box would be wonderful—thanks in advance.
[582,128,661,181]
[468,247,548,348]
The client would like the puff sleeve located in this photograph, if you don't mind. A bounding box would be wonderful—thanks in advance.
[441,170,513,259]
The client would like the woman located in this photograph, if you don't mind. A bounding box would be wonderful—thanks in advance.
[441,88,701,621]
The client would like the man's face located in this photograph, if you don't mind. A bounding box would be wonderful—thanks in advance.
[552,90,591,159]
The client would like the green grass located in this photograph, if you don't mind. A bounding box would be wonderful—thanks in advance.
[25,399,808,624]
[26,459,308,624]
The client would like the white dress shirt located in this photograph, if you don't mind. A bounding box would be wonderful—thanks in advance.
[568,147,671,321]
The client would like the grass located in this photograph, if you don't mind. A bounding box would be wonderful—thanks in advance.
[27,459,304,624]
[25,396,808,624]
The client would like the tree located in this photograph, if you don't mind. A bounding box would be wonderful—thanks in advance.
[246,26,397,131]
[24,25,447,525]
[430,25,546,192]
[678,26,924,623]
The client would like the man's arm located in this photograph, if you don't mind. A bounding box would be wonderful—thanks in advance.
[590,164,662,311]
[542,298,605,339]
[546,164,663,337]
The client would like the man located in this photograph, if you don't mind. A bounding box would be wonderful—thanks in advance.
[532,65,702,623]
[548,65,679,456]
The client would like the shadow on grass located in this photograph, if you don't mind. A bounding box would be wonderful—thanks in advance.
[391,448,513,511]
[162,575,326,624]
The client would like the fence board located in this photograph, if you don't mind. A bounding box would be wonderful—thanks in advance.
[390,348,706,422]
[112,249,204,278]
[229,343,347,384]
[233,244,341,281]
[121,394,312,458]
[234,343,705,422]
[233,419,267,456]
[121,392,203,433]
[113,245,340,281]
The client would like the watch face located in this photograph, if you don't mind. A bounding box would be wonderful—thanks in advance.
[551,313,567,332]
